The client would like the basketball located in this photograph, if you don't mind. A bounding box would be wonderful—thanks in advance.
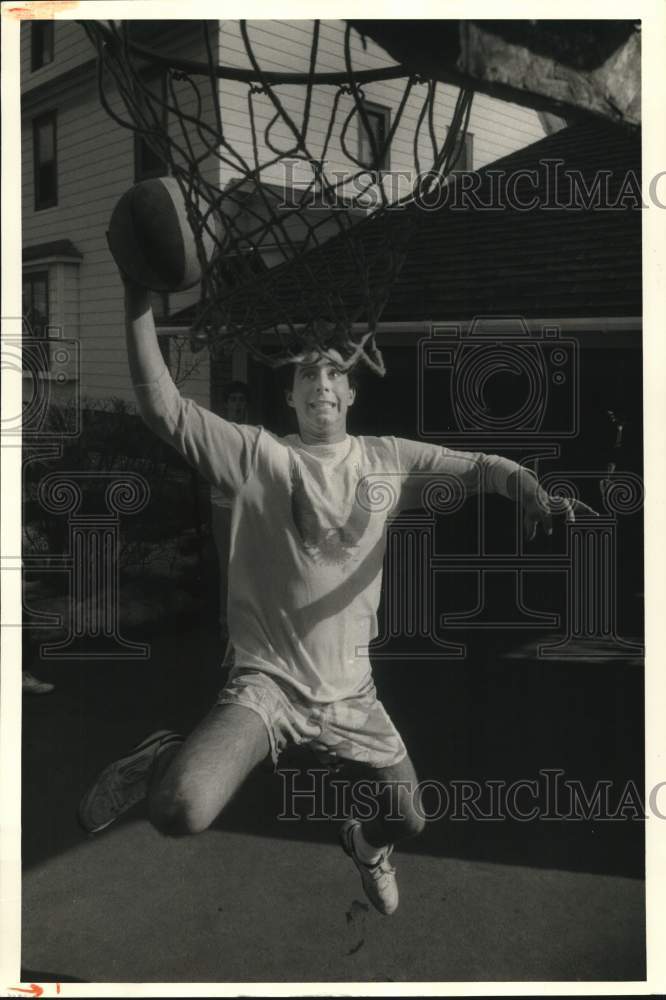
[107,176,217,293]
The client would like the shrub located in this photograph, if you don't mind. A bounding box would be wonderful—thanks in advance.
[23,396,209,583]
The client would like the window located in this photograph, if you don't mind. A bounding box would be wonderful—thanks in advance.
[22,271,51,371]
[31,21,54,71]
[447,128,474,172]
[357,101,391,171]
[134,70,169,181]
[33,112,57,210]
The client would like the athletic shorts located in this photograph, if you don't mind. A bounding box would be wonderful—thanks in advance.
[217,667,407,770]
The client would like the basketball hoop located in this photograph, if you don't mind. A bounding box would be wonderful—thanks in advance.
[81,20,474,375]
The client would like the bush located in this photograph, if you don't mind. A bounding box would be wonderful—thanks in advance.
[23,396,209,583]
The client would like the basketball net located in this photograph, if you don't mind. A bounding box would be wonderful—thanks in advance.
[81,20,473,375]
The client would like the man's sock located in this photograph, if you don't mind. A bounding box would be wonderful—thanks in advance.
[353,823,389,866]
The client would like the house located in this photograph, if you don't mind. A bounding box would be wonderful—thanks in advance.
[20,18,551,417]
[225,119,641,447]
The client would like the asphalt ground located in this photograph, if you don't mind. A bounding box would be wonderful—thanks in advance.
[21,623,645,984]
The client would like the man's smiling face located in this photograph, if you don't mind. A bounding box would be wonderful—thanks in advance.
[286,350,356,444]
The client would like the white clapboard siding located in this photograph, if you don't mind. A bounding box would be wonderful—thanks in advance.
[22,22,217,408]
[20,21,97,92]
[217,20,546,193]
[24,78,137,404]
[218,19,427,188]
[62,262,80,347]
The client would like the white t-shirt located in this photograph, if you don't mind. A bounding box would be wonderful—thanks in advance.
[135,368,522,703]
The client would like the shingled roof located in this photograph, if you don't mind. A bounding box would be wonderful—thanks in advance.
[167,120,641,331]
[389,119,641,321]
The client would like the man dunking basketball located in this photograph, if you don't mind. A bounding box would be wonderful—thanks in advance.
[79,277,588,915]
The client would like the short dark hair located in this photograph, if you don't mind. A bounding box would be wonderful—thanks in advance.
[277,355,363,395]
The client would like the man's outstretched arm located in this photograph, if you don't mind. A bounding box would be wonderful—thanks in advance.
[505,466,598,541]
[450,450,599,541]
[505,465,553,541]
[393,437,598,542]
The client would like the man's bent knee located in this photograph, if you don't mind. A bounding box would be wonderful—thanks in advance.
[149,786,218,837]
[398,808,426,840]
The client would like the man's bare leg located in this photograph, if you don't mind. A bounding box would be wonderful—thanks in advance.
[355,753,425,847]
[339,753,425,916]
[148,703,270,836]
[79,703,270,836]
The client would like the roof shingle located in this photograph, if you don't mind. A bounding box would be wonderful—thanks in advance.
[389,119,641,320]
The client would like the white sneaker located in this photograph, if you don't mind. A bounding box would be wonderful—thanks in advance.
[78,730,183,833]
[339,817,399,916]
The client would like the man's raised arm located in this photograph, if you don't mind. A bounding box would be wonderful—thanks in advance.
[122,277,259,493]
[123,278,182,442]
[124,280,166,390]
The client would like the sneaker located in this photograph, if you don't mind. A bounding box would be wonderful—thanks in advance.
[22,671,55,695]
[78,730,183,834]
[339,818,399,916]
